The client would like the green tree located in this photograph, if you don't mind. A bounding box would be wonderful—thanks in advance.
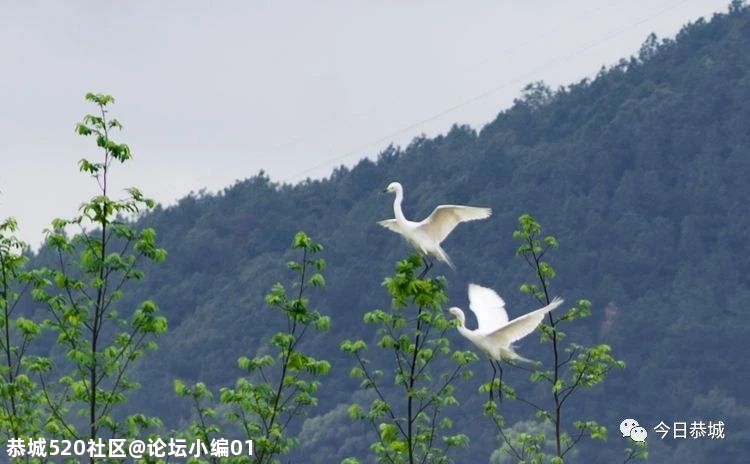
[29,93,167,462]
[341,255,477,464]
[175,231,331,464]
[0,218,45,456]
[485,215,629,463]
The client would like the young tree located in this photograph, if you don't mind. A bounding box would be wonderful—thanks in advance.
[341,255,477,464]
[0,218,44,454]
[175,231,331,464]
[485,214,629,463]
[28,93,167,462]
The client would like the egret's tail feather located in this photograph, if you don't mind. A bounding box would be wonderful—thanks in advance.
[435,246,455,270]
[511,354,535,364]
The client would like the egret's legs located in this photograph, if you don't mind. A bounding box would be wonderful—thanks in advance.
[488,360,497,402]
[496,360,504,403]
[488,360,504,403]
[417,256,433,279]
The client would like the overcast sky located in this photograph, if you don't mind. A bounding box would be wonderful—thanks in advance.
[1,0,729,249]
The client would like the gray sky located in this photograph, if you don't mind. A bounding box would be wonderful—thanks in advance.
[1,0,729,249]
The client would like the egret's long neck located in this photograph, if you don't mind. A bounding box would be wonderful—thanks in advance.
[454,311,472,337]
[393,189,407,222]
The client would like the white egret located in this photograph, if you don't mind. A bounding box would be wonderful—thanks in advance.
[378,182,491,276]
[448,284,563,400]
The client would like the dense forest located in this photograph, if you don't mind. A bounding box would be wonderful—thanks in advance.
[4,2,750,463]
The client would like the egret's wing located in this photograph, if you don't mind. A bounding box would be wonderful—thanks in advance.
[485,297,564,346]
[468,284,509,332]
[377,219,401,234]
[419,205,491,244]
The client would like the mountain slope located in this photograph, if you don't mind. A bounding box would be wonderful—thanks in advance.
[33,4,750,462]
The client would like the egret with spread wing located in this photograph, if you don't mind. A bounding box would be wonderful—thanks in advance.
[378,182,491,276]
[448,284,563,400]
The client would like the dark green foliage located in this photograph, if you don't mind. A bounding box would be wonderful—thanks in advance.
[120,6,750,461]
[10,4,750,462]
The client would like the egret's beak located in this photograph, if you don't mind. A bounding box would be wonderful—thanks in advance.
[381,188,389,194]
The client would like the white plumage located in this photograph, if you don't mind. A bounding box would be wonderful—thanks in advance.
[449,284,564,363]
[378,181,491,270]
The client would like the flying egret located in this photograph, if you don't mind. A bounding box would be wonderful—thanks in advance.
[448,284,564,400]
[377,182,491,276]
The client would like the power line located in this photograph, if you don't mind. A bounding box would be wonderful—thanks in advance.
[282,0,697,183]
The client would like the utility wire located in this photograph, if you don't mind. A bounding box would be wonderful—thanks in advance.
[282,0,696,183]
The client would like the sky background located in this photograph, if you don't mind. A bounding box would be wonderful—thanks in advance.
[1,0,729,249]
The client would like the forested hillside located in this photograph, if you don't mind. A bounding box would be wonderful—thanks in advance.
[17,3,750,463]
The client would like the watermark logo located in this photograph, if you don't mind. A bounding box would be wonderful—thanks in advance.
[620,418,647,442]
